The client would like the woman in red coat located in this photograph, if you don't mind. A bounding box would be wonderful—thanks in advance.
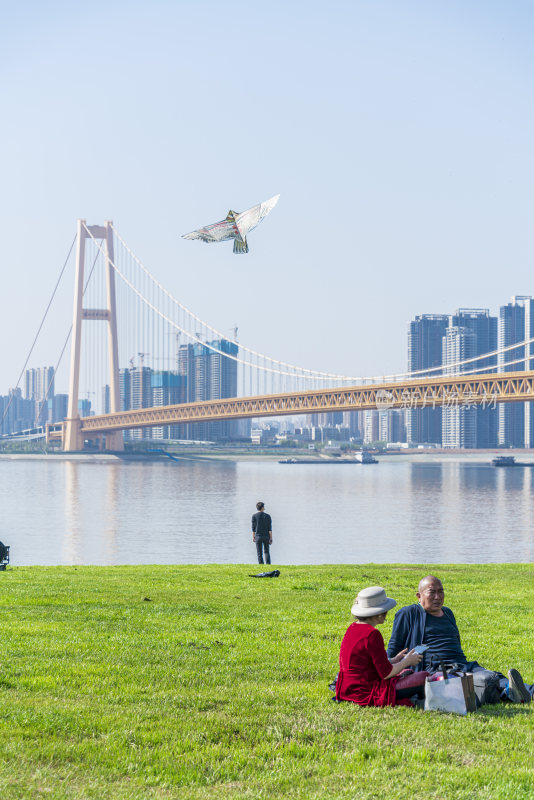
[336,586,429,707]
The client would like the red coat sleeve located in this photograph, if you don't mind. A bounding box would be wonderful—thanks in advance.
[366,628,392,679]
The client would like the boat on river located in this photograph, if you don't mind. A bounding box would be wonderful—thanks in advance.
[278,452,378,464]
[354,451,378,464]
[491,455,534,467]
[491,456,518,467]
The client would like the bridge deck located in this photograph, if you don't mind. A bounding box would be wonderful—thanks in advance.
[71,370,534,434]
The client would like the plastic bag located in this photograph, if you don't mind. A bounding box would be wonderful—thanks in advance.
[424,676,468,715]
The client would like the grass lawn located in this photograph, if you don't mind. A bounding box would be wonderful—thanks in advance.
[0,564,533,799]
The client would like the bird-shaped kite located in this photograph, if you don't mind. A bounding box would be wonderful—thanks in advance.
[182,194,279,254]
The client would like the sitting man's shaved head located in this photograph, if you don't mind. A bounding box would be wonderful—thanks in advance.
[417,576,444,616]
[418,575,442,593]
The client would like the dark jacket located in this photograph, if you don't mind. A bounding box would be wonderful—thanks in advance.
[386,603,460,671]
[251,511,272,538]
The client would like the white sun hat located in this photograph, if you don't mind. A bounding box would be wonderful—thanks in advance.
[351,586,397,617]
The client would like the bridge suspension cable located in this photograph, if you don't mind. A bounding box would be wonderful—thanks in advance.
[86,224,347,386]
[110,224,359,384]
[1,234,77,430]
[83,223,534,390]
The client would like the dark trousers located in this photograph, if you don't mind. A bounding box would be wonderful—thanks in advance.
[395,670,429,701]
[255,538,271,564]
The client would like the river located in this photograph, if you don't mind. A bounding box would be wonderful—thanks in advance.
[2,453,534,565]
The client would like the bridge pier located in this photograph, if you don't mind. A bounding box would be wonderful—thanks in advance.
[63,416,83,452]
[103,431,123,451]
[63,419,123,452]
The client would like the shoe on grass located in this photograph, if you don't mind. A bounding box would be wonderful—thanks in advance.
[507,669,531,703]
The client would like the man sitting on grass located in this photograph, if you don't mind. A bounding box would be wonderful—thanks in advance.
[386,575,533,706]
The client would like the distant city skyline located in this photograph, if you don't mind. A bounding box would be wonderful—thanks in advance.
[2,289,534,401]
[4,292,534,449]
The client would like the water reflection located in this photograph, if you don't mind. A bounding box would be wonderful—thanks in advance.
[2,456,534,565]
[405,461,534,563]
[63,461,82,564]
[107,460,239,564]
[407,463,445,561]
[103,463,119,563]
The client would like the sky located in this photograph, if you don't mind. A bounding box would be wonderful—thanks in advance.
[1,0,533,393]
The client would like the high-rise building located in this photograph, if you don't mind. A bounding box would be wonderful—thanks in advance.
[119,365,153,413]
[498,296,534,447]
[115,339,238,443]
[406,314,449,445]
[442,326,477,448]
[442,309,498,448]
[0,389,34,435]
[49,393,68,424]
[78,398,92,417]
[130,367,153,411]
[178,339,239,441]
[24,366,55,426]
[151,371,186,439]
[131,366,152,439]
[208,339,239,440]
[379,410,406,443]
[363,410,379,444]
[119,365,153,439]
[178,342,209,440]
[450,309,497,372]
[119,369,131,413]
[343,411,362,439]
[24,366,55,402]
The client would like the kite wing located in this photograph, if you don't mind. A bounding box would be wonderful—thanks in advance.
[235,194,280,239]
[182,215,238,244]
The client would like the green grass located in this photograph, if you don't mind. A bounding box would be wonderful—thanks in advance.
[0,564,533,799]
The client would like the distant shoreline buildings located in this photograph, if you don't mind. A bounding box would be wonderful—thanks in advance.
[404,299,534,449]
[0,366,68,437]
[2,298,534,448]
[408,308,498,449]
[117,338,247,442]
[0,338,248,444]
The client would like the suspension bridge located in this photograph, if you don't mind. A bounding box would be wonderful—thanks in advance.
[6,219,534,452]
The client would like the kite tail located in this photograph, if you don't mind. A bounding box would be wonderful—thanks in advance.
[233,237,249,254]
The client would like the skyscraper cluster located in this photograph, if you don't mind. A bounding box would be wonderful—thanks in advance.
[0,366,67,436]
[1,339,242,443]
[407,298,534,448]
[3,305,534,449]
[119,338,243,442]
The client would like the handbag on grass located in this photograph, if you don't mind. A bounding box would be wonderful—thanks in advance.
[424,673,477,715]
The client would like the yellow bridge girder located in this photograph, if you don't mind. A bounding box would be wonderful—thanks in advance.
[49,370,534,443]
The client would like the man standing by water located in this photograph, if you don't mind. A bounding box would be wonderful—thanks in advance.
[251,502,272,564]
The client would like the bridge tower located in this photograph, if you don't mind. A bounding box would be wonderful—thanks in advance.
[63,220,123,452]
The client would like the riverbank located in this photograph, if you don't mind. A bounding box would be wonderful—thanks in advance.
[0,564,533,799]
[3,446,534,464]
